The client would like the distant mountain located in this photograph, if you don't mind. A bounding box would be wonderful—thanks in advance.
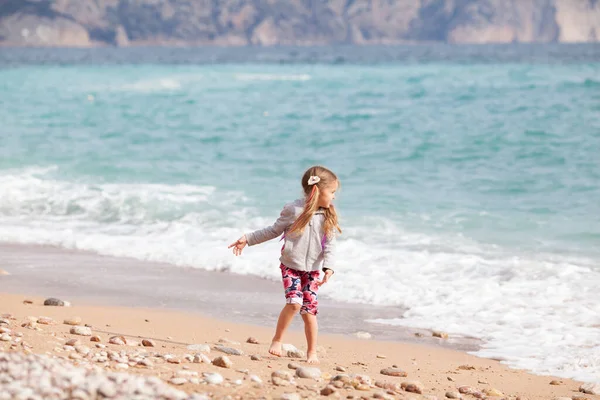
[1,0,599,47]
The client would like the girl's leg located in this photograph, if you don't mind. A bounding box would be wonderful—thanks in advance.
[270,303,301,356]
[301,313,319,364]
[300,270,321,364]
[271,265,302,357]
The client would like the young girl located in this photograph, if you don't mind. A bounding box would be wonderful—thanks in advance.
[228,165,341,364]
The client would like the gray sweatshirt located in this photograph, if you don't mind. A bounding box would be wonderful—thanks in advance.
[245,199,336,272]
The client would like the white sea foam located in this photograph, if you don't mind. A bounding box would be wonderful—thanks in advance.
[1,166,599,383]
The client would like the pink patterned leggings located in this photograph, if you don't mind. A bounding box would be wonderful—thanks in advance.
[280,264,320,315]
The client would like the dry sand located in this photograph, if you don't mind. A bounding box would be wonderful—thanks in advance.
[0,292,588,400]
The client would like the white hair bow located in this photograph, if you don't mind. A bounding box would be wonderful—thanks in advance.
[308,176,321,185]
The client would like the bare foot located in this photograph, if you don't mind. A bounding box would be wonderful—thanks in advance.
[306,351,319,364]
[269,340,282,357]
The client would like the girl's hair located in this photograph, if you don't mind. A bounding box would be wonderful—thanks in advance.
[287,166,342,238]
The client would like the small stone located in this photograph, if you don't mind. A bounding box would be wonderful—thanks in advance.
[194,353,211,363]
[457,365,476,370]
[0,327,10,334]
[69,352,82,360]
[376,354,386,359]
[280,393,301,400]
[66,339,80,346]
[447,376,455,382]
[167,358,181,364]
[114,362,129,369]
[187,343,211,353]
[0,333,11,341]
[251,354,261,361]
[355,331,372,339]
[374,393,395,400]
[282,344,305,358]
[401,381,423,394]
[550,380,562,385]
[212,355,233,368]
[204,372,224,384]
[446,391,462,399]
[22,321,38,330]
[580,383,600,395]
[483,388,504,397]
[246,337,259,344]
[109,336,126,345]
[321,385,337,396]
[296,367,321,379]
[90,335,101,342]
[37,316,54,325]
[214,344,243,356]
[380,367,407,377]
[63,317,82,326]
[433,331,449,339]
[335,366,346,372]
[169,377,187,385]
[70,326,92,336]
[140,338,155,347]
[458,386,479,395]
[250,375,263,384]
[356,384,370,391]
[75,345,90,355]
[137,359,154,368]
[272,370,294,386]
[288,362,302,370]
[218,337,241,345]
[44,297,66,306]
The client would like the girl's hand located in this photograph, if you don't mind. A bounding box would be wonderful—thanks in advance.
[317,269,334,287]
[228,235,248,256]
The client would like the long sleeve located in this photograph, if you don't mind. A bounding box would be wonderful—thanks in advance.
[245,204,295,246]
[322,233,337,272]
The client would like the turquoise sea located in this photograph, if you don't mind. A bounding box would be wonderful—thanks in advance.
[1,45,599,382]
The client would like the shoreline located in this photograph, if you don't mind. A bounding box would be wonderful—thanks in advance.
[0,241,479,351]
[0,292,587,399]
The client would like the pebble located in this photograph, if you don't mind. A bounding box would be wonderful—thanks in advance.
[380,367,407,377]
[204,372,224,385]
[282,343,305,358]
[246,337,259,344]
[63,317,82,326]
[550,380,562,385]
[250,375,262,384]
[214,345,243,356]
[212,355,233,368]
[376,354,386,359]
[90,335,101,342]
[0,327,10,334]
[0,333,12,341]
[446,391,462,399]
[142,339,156,347]
[272,370,294,386]
[401,380,424,394]
[288,362,302,370]
[218,337,240,345]
[483,388,504,397]
[187,344,211,353]
[193,353,211,364]
[580,383,600,395]
[280,393,301,400]
[250,354,261,361]
[170,377,187,385]
[23,299,33,304]
[44,298,67,306]
[70,326,92,336]
[433,331,449,339]
[335,366,346,372]
[296,367,321,379]
[109,336,126,345]
[37,316,54,325]
[0,351,204,399]
[66,339,80,346]
[321,385,337,396]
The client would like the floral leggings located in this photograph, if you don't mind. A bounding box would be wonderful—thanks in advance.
[280,264,320,315]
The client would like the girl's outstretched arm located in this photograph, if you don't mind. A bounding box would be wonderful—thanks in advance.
[228,203,295,256]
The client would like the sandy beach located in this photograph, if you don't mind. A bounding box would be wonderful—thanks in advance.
[0,245,594,399]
